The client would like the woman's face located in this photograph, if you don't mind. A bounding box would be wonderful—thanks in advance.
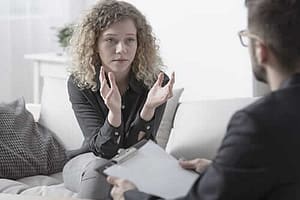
[97,18,138,76]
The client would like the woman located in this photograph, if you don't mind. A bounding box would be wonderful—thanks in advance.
[64,0,175,199]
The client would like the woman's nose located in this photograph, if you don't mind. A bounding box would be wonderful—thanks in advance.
[116,42,127,54]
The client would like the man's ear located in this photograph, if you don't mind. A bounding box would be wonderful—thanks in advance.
[255,41,268,65]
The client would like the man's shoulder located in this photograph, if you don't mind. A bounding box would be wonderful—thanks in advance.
[239,87,300,120]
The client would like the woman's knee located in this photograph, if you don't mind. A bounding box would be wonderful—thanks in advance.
[79,158,112,200]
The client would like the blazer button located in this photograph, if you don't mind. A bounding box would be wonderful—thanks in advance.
[114,132,119,136]
[146,125,151,130]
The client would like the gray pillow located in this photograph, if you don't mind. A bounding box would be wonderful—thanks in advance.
[0,98,67,179]
[156,88,184,149]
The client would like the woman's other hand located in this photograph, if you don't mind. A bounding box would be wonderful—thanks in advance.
[100,67,122,127]
[140,72,175,121]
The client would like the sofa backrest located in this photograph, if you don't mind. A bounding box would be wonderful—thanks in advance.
[37,63,259,158]
[165,97,258,160]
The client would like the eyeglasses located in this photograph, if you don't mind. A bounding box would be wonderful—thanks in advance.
[238,30,262,47]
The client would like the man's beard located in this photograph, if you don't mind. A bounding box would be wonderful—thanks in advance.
[250,43,267,83]
[253,61,267,83]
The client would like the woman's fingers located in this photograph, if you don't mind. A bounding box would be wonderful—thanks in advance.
[100,67,107,85]
[100,67,110,98]
[166,72,175,98]
[108,72,117,89]
[155,72,164,87]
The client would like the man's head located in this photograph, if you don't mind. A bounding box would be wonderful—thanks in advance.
[244,0,300,83]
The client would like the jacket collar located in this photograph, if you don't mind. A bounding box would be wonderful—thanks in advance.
[279,73,300,89]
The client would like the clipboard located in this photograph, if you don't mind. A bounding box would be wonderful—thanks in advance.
[100,139,199,199]
[97,139,148,174]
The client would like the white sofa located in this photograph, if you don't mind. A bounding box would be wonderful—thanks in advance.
[0,71,258,199]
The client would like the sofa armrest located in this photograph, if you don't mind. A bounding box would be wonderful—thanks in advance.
[25,103,41,122]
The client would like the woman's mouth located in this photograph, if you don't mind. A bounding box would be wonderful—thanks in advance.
[112,59,128,62]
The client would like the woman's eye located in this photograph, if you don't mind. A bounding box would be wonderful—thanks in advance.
[126,38,136,44]
[105,38,116,43]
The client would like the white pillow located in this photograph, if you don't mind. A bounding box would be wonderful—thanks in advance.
[165,97,258,160]
[39,77,84,150]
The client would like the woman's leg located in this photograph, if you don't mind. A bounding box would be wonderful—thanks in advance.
[78,158,112,200]
[63,152,98,192]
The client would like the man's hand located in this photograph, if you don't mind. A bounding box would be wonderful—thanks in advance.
[179,158,212,173]
[107,176,137,200]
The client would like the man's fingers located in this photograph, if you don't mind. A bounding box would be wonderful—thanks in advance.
[179,160,198,170]
[107,176,119,185]
[180,159,212,173]
[110,186,123,200]
[179,158,202,169]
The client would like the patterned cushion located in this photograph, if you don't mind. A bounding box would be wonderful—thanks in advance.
[0,98,67,179]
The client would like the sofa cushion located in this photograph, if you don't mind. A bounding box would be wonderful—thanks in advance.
[17,175,62,188]
[0,179,29,194]
[166,97,258,160]
[156,88,184,149]
[0,98,67,180]
[19,183,77,198]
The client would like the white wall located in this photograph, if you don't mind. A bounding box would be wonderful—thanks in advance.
[0,20,12,102]
[1,0,253,103]
[0,0,92,103]
[126,0,252,101]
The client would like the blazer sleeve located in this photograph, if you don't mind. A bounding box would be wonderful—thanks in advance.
[179,110,274,200]
[124,110,274,200]
[67,76,122,159]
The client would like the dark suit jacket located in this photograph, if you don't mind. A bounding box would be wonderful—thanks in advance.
[125,74,300,200]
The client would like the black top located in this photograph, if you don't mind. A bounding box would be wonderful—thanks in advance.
[67,67,168,159]
[124,74,300,200]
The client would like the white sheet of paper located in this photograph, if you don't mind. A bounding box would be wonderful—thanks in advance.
[104,140,199,199]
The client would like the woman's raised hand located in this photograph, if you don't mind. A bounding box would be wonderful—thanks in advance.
[140,72,175,122]
[145,72,175,109]
[99,67,122,114]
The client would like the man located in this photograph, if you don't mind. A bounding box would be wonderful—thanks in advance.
[107,0,300,199]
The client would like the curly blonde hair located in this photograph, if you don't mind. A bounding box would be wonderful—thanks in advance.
[69,0,163,91]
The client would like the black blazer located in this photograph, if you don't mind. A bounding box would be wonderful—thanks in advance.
[125,74,300,200]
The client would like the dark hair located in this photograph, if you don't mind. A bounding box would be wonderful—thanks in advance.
[245,0,300,72]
